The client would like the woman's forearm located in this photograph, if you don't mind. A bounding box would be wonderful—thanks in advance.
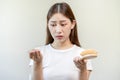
[79,70,90,80]
[31,62,43,80]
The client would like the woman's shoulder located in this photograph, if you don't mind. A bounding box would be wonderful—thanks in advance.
[74,45,85,52]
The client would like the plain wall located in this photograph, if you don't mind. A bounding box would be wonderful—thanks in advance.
[0,0,120,80]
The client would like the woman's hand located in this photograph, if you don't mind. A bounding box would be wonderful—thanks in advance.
[29,49,43,64]
[73,56,87,71]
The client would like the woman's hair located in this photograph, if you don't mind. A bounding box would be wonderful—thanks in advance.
[45,2,81,47]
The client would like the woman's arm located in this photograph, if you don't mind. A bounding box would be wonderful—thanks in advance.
[29,49,43,80]
[31,62,43,80]
[79,70,91,80]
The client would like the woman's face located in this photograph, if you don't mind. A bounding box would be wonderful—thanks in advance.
[48,13,75,43]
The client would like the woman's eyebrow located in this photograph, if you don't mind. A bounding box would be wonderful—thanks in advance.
[50,20,67,23]
[60,20,67,23]
[50,21,56,23]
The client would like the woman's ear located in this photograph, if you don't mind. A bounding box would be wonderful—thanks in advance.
[71,20,76,29]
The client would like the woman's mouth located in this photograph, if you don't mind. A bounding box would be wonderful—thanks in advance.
[55,35,63,39]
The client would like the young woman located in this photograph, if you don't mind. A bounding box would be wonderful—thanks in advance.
[29,2,92,80]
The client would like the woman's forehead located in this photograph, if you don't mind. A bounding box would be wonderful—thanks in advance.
[49,13,70,23]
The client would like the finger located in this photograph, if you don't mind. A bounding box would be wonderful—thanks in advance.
[74,58,84,66]
[29,50,35,59]
[79,59,87,65]
[34,50,41,59]
[36,50,41,58]
[29,50,32,58]
[78,58,83,64]
[73,56,80,62]
[82,59,87,63]
[29,52,32,59]
[34,51,38,60]
[73,58,82,67]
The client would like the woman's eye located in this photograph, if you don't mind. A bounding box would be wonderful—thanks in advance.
[50,24,56,27]
[61,24,67,27]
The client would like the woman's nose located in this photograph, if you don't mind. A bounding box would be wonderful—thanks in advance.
[55,26,62,33]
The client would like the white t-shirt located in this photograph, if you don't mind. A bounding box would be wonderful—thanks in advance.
[29,44,92,80]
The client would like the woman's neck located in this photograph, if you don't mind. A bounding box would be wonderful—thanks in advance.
[51,40,73,50]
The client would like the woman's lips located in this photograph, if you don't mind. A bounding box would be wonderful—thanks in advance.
[55,35,63,39]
